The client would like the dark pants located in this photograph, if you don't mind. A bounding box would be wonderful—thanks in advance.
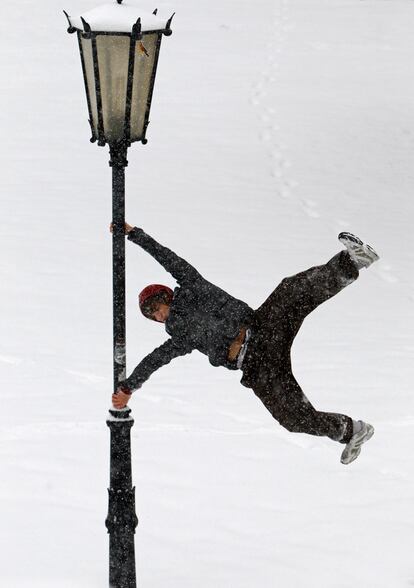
[241,251,359,443]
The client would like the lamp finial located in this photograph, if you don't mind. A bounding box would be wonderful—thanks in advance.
[80,17,92,33]
[63,10,76,33]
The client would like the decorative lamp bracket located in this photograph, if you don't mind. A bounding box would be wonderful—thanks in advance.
[80,17,93,38]
[131,17,142,40]
[164,13,175,36]
[63,10,76,33]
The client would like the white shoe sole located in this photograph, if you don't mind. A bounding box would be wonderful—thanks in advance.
[340,423,375,465]
[338,232,379,269]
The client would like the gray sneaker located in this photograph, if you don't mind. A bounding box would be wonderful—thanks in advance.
[340,421,375,465]
[338,232,380,270]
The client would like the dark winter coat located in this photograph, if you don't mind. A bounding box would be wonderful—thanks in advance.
[123,228,254,390]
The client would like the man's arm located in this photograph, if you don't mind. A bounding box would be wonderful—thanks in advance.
[112,338,192,408]
[122,338,192,391]
[127,227,201,284]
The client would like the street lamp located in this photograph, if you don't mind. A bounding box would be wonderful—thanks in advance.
[64,2,174,586]
[64,1,173,149]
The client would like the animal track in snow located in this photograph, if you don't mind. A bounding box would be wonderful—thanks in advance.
[301,199,321,219]
[249,0,298,205]
[249,0,331,225]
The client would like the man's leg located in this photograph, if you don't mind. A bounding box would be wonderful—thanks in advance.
[252,368,353,443]
[254,250,358,329]
[243,240,377,458]
[241,252,357,391]
[281,250,359,318]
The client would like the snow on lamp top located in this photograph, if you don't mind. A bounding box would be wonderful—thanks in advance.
[65,0,173,34]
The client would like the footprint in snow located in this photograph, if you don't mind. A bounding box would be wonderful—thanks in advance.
[302,199,321,219]
[280,186,291,199]
[271,169,283,179]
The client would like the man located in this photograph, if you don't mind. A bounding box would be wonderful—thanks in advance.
[112,224,379,464]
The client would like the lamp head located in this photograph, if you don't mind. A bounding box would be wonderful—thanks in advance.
[64,2,174,147]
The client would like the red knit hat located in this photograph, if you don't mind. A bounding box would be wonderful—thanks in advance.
[139,284,173,318]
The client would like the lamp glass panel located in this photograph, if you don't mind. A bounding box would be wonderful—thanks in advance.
[130,33,159,141]
[96,35,130,143]
[80,36,99,137]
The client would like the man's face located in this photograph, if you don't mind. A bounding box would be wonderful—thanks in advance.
[152,303,170,323]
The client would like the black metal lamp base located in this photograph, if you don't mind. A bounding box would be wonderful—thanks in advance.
[106,408,138,588]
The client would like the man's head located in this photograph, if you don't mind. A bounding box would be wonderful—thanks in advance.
[139,284,173,323]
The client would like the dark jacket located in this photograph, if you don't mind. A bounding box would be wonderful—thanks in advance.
[123,228,254,391]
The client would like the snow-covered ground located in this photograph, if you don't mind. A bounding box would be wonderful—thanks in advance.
[1,0,413,586]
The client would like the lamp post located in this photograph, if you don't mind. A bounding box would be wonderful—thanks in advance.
[64,2,173,586]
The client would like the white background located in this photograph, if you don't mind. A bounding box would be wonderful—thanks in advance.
[1,0,413,586]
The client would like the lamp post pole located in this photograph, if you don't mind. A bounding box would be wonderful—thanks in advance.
[106,406,138,588]
[64,3,174,585]
[105,141,138,588]
[110,141,128,390]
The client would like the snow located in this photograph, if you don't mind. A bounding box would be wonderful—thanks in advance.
[1,0,414,586]
[107,412,134,422]
[67,1,171,33]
